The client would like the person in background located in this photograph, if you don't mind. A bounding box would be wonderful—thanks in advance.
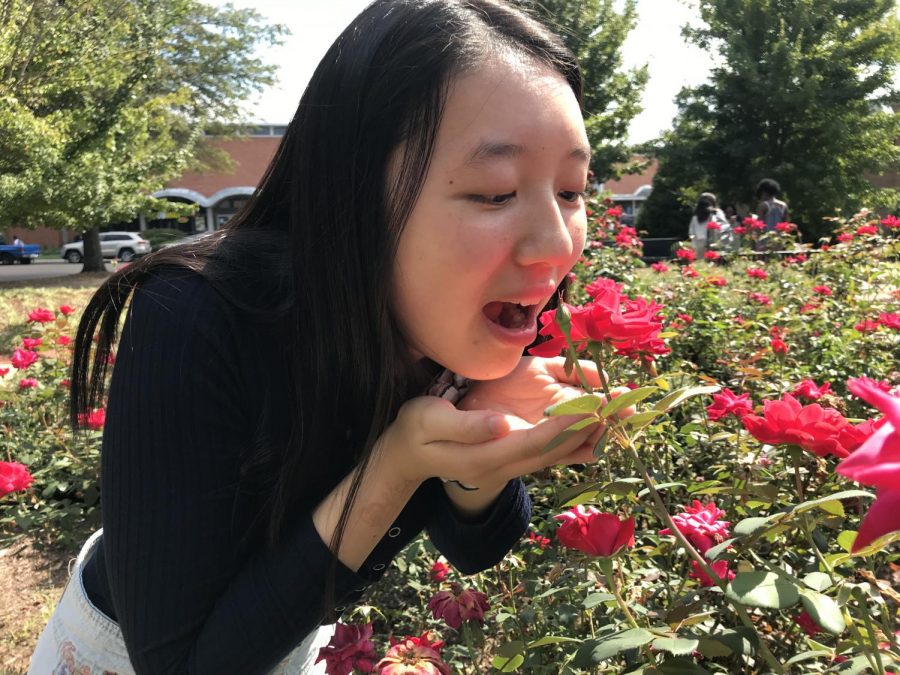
[688,192,730,256]
[756,178,788,232]
[12,235,23,247]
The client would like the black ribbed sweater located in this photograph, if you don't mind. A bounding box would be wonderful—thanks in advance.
[80,269,531,674]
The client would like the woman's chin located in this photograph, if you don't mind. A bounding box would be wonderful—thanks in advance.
[451,353,522,382]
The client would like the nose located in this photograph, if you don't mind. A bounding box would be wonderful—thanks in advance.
[514,192,585,271]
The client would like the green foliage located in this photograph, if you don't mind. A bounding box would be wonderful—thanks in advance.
[0,0,285,241]
[514,0,648,180]
[141,228,187,251]
[639,0,900,240]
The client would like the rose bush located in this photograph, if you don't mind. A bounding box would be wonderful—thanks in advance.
[2,208,898,672]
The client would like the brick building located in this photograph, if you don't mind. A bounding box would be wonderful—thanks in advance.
[5,125,285,248]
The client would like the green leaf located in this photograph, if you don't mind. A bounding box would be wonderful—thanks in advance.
[801,572,833,592]
[572,628,654,665]
[491,640,525,673]
[704,538,735,561]
[696,628,758,658]
[725,571,800,609]
[791,490,874,516]
[581,592,615,609]
[836,530,857,552]
[541,417,603,454]
[733,516,775,537]
[599,386,658,417]
[799,591,846,635]
[651,636,701,656]
[526,636,581,649]
[652,385,720,412]
[491,653,524,672]
[625,410,665,428]
[544,394,605,417]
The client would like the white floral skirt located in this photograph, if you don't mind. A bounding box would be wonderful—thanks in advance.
[28,530,335,674]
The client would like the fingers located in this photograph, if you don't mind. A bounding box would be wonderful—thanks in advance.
[407,397,510,445]
[539,356,604,389]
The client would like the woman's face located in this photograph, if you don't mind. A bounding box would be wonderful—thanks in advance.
[392,58,590,380]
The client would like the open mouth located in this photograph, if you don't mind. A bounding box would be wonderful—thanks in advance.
[482,301,539,331]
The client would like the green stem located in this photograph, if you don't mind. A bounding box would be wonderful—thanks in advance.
[599,558,639,629]
[622,438,785,674]
[859,591,886,675]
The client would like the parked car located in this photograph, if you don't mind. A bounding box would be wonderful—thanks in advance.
[0,236,41,264]
[61,232,151,263]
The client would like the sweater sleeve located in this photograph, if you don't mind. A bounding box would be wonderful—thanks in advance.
[426,478,531,574]
[100,271,377,674]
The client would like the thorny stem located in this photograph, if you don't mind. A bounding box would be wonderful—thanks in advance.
[599,558,639,629]
[620,435,786,674]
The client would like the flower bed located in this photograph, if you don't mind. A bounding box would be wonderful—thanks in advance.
[1,208,898,673]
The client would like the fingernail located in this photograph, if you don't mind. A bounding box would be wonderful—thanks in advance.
[487,415,509,435]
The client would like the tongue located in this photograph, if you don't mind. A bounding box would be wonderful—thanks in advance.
[484,301,530,329]
[501,304,529,329]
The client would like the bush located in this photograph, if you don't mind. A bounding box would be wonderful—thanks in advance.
[142,227,187,251]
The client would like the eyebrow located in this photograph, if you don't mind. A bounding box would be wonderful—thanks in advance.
[465,141,592,166]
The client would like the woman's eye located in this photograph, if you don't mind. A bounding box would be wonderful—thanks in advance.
[559,190,585,203]
[469,192,516,206]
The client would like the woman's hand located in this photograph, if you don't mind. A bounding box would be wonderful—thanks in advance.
[379,395,601,489]
[459,356,628,424]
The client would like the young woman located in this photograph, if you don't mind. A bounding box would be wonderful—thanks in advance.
[687,192,731,255]
[30,1,608,672]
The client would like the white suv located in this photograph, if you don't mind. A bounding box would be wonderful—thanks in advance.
[61,232,151,263]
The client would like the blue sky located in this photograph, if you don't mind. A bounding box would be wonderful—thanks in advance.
[211,0,716,143]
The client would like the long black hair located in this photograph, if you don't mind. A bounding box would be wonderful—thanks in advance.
[694,192,718,222]
[72,0,583,570]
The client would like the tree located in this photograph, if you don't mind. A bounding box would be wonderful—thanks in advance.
[515,0,648,181]
[639,0,900,240]
[0,0,285,271]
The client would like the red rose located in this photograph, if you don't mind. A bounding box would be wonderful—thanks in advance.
[675,248,696,262]
[659,500,730,552]
[650,262,669,273]
[796,610,822,637]
[706,388,753,421]
[27,308,55,323]
[377,639,450,675]
[527,531,550,549]
[427,583,490,629]
[812,285,833,296]
[775,221,796,232]
[746,267,768,279]
[430,560,450,582]
[792,380,832,401]
[315,621,377,675]
[18,378,38,390]
[878,313,900,330]
[554,505,635,558]
[706,275,727,287]
[57,335,72,346]
[856,224,877,235]
[22,338,42,349]
[770,338,789,354]
[0,367,8,377]
[78,408,106,431]
[741,394,855,458]
[10,348,38,370]
[854,319,879,333]
[0,461,33,497]
[59,305,75,315]
[748,292,771,306]
[681,266,699,278]
[689,559,735,587]
[704,251,721,261]
[837,232,854,243]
